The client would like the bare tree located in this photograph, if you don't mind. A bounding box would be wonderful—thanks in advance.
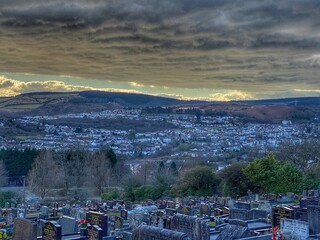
[86,149,111,194]
[58,148,89,193]
[0,161,7,187]
[276,140,320,169]
[27,150,63,199]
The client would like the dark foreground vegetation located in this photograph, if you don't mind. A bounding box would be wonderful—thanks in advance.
[0,140,319,204]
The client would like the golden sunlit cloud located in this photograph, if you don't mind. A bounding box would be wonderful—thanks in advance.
[0,76,142,97]
[129,82,145,87]
[209,91,253,101]
[293,89,320,93]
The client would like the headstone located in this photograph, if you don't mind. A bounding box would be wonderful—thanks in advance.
[158,217,164,228]
[165,208,177,216]
[114,216,123,229]
[188,199,195,207]
[167,201,175,209]
[41,206,50,218]
[86,211,108,237]
[280,218,309,240]
[300,198,319,208]
[302,190,307,197]
[217,197,228,207]
[308,190,319,198]
[257,202,271,212]
[6,212,14,225]
[229,208,249,220]
[177,206,192,215]
[58,216,78,235]
[125,201,133,211]
[62,206,71,216]
[53,202,59,209]
[132,225,190,240]
[200,203,210,217]
[37,219,47,237]
[307,205,320,234]
[221,207,229,215]
[249,209,268,219]
[120,210,128,220]
[13,218,37,240]
[234,202,251,210]
[42,221,62,240]
[227,199,235,208]
[266,193,277,201]
[170,214,209,240]
[156,210,164,218]
[87,225,103,240]
[272,206,295,227]
[216,224,248,240]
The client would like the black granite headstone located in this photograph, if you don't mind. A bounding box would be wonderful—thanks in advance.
[114,216,123,229]
[272,206,295,227]
[86,211,108,237]
[42,221,62,240]
[87,225,103,240]
[120,209,128,220]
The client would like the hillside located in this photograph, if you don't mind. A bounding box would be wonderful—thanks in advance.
[0,91,319,122]
[0,91,205,115]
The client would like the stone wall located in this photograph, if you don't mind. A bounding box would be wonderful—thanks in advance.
[170,214,210,240]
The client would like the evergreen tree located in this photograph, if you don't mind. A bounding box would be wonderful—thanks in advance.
[169,161,179,176]
[107,148,117,168]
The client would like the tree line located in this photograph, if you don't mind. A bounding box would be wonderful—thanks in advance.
[0,139,319,200]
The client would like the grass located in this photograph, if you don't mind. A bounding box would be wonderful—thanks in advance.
[15,135,37,140]
[3,103,43,110]
[107,211,121,217]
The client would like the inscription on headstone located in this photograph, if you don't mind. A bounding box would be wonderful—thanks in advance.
[42,221,62,240]
[114,216,123,229]
[86,211,108,237]
[272,206,294,227]
[280,218,309,240]
[87,225,103,240]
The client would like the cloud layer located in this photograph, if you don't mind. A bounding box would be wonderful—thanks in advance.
[0,0,320,99]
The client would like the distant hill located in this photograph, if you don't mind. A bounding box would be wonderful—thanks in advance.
[76,91,205,106]
[236,97,320,106]
[0,91,206,115]
[0,91,319,121]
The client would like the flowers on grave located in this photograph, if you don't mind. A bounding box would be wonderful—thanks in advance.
[0,224,5,229]
[77,219,89,228]
[0,229,8,239]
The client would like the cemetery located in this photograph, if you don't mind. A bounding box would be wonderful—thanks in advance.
[0,190,319,239]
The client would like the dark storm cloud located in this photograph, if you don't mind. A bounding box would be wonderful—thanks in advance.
[1,0,320,49]
[0,0,226,28]
[1,0,320,99]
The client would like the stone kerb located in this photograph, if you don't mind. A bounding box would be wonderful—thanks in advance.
[132,225,190,240]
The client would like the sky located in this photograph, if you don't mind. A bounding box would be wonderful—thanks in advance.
[0,0,320,101]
